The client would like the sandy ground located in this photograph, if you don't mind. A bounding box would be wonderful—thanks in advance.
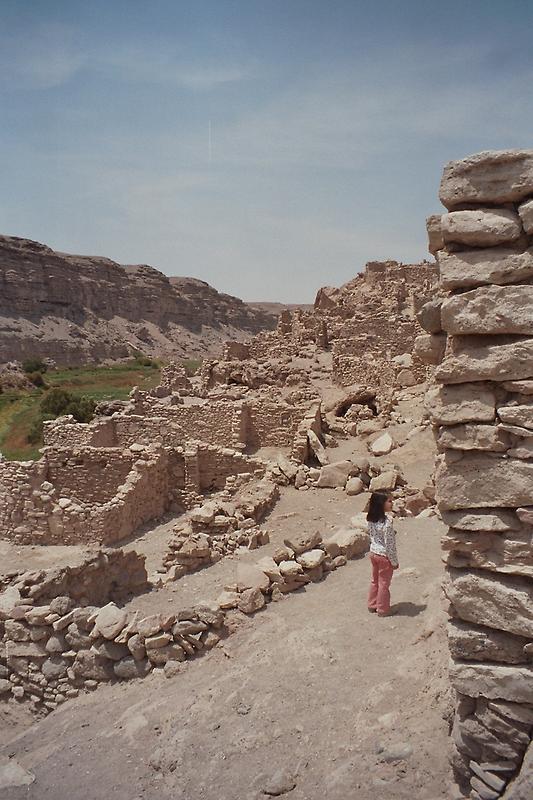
[0,505,452,800]
[0,390,452,799]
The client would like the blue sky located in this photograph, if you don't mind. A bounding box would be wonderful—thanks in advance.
[1,1,533,302]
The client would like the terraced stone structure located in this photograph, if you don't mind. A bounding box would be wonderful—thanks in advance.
[424,150,533,800]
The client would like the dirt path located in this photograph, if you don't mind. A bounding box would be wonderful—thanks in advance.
[0,512,451,800]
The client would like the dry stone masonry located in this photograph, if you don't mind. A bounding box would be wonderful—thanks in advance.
[425,149,533,800]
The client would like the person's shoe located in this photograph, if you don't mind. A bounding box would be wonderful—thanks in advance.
[367,607,377,614]
[377,608,397,617]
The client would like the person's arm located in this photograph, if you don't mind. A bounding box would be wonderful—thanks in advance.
[385,518,399,568]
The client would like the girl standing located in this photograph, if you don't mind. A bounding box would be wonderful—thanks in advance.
[366,492,399,617]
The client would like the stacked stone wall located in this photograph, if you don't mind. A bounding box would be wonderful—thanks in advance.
[429,150,533,799]
[246,398,310,450]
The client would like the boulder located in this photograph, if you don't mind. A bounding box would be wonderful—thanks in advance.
[444,569,533,638]
[238,587,266,615]
[396,369,416,387]
[404,492,432,516]
[436,336,533,385]
[296,549,325,569]
[307,430,329,465]
[441,285,533,336]
[113,657,151,679]
[323,527,369,559]
[369,470,397,491]
[189,502,217,525]
[439,150,533,209]
[437,424,510,452]
[316,460,355,488]
[417,298,443,334]
[436,454,533,510]
[127,633,146,661]
[437,247,533,291]
[345,477,364,496]
[369,432,394,456]
[72,650,114,681]
[283,530,322,555]
[41,657,68,681]
[236,563,270,593]
[278,560,304,578]
[441,208,522,247]
[146,644,186,666]
[216,590,240,610]
[93,603,127,640]
[449,662,533,704]
[256,556,282,582]
[426,214,444,255]
[426,383,496,425]
[413,333,447,365]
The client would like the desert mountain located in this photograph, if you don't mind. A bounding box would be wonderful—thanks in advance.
[0,235,277,366]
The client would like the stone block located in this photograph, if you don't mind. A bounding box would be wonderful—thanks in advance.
[323,527,369,559]
[426,214,444,254]
[440,509,521,532]
[449,662,533,704]
[441,285,533,336]
[316,460,355,488]
[436,336,533,384]
[437,424,510,452]
[439,149,533,209]
[444,569,533,638]
[417,298,443,334]
[413,333,447,365]
[437,248,533,291]
[441,208,522,247]
[436,453,533,510]
[236,563,270,592]
[426,383,496,425]
[498,405,533,430]
[447,620,530,664]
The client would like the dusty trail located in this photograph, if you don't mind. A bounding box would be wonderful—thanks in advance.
[1,514,451,800]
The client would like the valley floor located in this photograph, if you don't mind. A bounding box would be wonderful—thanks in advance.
[1,491,451,800]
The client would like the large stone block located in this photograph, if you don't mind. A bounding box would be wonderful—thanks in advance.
[441,285,533,336]
[414,333,447,365]
[441,209,522,247]
[426,383,496,425]
[437,248,533,291]
[437,424,510,452]
[416,298,443,334]
[447,620,530,664]
[444,569,533,638]
[436,453,533,510]
[442,529,533,578]
[426,214,444,254]
[498,405,533,430]
[439,149,533,209]
[436,336,533,384]
[441,509,521,532]
[449,661,533,704]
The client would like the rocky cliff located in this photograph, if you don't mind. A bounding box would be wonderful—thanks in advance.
[0,235,277,365]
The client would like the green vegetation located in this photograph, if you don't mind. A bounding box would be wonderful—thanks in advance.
[182,358,202,376]
[22,357,48,374]
[0,359,161,461]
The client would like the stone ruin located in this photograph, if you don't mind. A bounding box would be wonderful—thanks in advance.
[424,150,533,799]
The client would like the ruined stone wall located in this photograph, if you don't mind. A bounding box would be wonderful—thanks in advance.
[44,402,248,452]
[0,446,172,545]
[429,150,533,799]
[195,444,266,491]
[246,398,313,450]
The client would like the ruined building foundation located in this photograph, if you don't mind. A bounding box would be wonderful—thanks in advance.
[426,150,533,799]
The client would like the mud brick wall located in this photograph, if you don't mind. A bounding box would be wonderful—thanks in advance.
[429,150,533,799]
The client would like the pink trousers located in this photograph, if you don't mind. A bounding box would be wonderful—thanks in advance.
[367,553,394,615]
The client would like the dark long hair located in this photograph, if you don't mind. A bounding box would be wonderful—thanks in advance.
[366,492,389,523]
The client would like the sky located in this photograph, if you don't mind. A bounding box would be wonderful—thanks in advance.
[1,1,533,303]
